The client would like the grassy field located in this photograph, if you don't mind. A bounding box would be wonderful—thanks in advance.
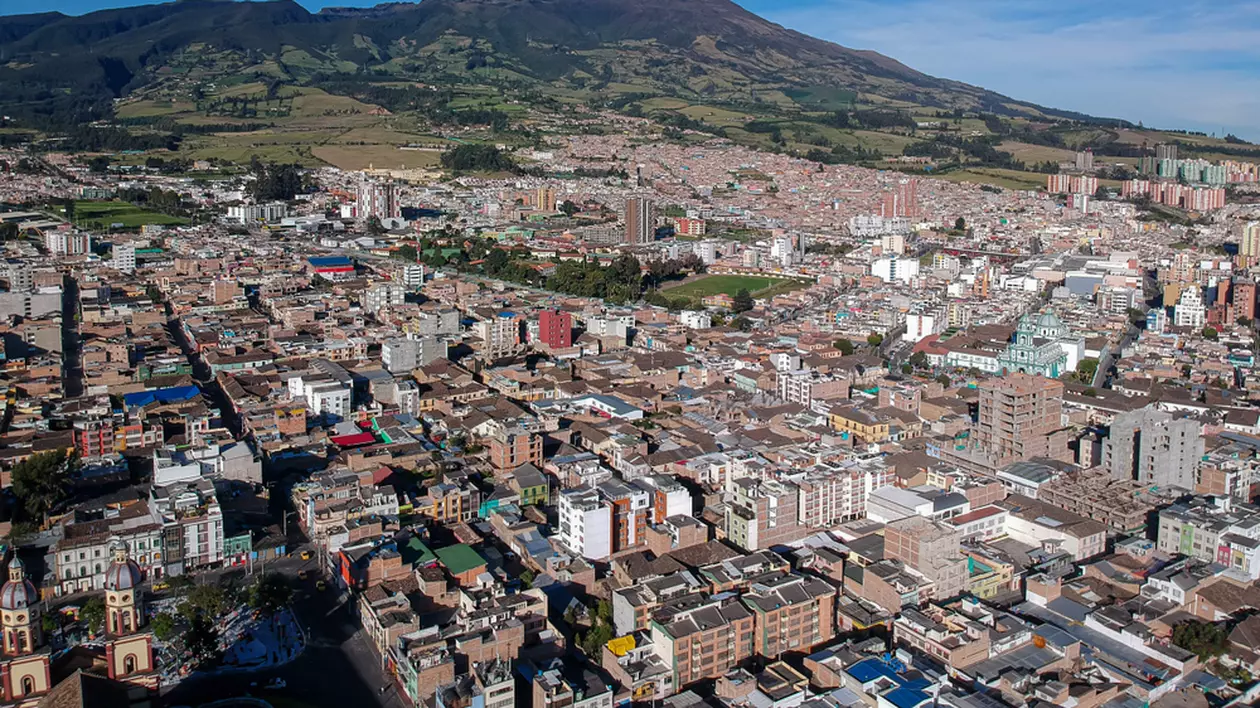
[311,145,441,171]
[65,201,186,230]
[663,273,809,304]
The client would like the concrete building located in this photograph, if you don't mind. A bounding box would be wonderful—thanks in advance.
[382,337,442,374]
[742,573,836,657]
[226,202,288,223]
[973,373,1064,467]
[365,281,406,315]
[475,312,522,360]
[1103,406,1203,490]
[45,230,90,256]
[650,595,755,689]
[287,359,354,424]
[489,428,541,472]
[1175,287,1206,328]
[884,516,968,600]
[112,243,136,273]
[149,478,224,576]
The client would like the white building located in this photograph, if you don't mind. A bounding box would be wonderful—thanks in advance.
[401,264,426,289]
[45,230,90,256]
[226,202,289,224]
[287,360,353,423]
[903,312,938,343]
[382,337,442,374]
[357,180,400,221]
[678,310,711,330]
[557,486,612,560]
[1175,287,1205,328]
[871,255,920,284]
[112,243,136,272]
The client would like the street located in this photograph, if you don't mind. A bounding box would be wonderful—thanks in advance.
[159,561,405,708]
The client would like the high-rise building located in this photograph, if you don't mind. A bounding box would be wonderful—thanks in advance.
[535,187,557,213]
[1075,149,1094,172]
[357,180,400,221]
[1241,222,1260,265]
[1103,407,1203,490]
[113,243,136,272]
[475,312,522,359]
[973,373,1064,466]
[364,281,406,314]
[1175,286,1206,328]
[45,230,91,256]
[1156,143,1179,162]
[1233,278,1256,322]
[624,197,653,245]
[537,309,572,349]
[880,179,919,219]
[401,264,425,289]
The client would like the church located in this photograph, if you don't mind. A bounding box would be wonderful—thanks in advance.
[997,311,1084,378]
[0,538,157,708]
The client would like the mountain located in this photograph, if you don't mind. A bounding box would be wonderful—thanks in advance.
[0,0,1110,129]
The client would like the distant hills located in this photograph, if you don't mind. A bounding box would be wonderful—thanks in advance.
[0,0,1118,129]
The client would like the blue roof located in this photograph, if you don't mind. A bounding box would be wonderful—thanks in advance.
[884,687,929,708]
[309,256,352,267]
[847,658,897,684]
[122,385,200,408]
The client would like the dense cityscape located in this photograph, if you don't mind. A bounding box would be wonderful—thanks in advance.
[2,1,1260,708]
[1,115,1259,708]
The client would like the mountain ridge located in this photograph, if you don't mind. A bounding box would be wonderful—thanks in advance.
[0,0,1123,129]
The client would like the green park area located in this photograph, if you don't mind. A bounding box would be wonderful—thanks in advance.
[663,273,809,305]
[63,201,187,230]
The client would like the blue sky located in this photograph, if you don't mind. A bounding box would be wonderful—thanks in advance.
[11,0,1260,139]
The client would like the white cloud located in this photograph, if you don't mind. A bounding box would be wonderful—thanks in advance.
[745,0,1260,139]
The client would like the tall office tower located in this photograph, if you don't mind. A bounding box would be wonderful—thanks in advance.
[624,197,653,245]
[973,373,1064,466]
[880,179,919,219]
[1103,407,1203,490]
[357,180,400,220]
[1156,143,1178,162]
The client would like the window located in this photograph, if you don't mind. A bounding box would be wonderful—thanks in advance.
[20,677,33,696]
[124,654,136,674]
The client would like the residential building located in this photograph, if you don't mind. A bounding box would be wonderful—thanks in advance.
[741,573,836,657]
[725,478,804,552]
[489,428,541,472]
[558,486,612,560]
[625,197,653,245]
[973,372,1064,467]
[1103,406,1203,490]
[537,309,573,349]
[649,594,755,688]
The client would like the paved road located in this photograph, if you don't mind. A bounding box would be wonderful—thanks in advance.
[160,565,404,708]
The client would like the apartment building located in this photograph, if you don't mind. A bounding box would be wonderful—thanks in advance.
[149,478,224,576]
[1103,406,1203,491]
[973,372,1064,466]
[741,573,836,657]
[884,516,968,600]
[489,428,542,472]
[558,486,612,560]
[793,457,895,529]
[1158,497,1260,578]
[725,478,805,552]
[649,594,755,688]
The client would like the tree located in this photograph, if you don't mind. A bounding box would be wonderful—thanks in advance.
[901,363,913,375]
[867,333,884,347]
[1075,358,1100,384]
[1202,326,1219,340]
[184,613,222,665]
[11,449,74,522]
[1094,185,1109,201]
[366,216,385,235]
[248,573,293,616]
[0,222,19,241]
[559,200,578,217]
[954,217,966,231]
[81,597,105,636]
[395,244,418,262]
[62,199,75,224]
[151,612,176,641]
[1082,387,1098,397]
[935,374,952,386]
[519,569,535,588]
[179,583,226,621]
[834,338,854,355]
[732,288,754,313]
[909,351,930,369]
[1172,621,1230,661]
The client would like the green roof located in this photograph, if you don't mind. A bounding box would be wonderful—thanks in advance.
[435,544,486,576]
[401,537,437,567]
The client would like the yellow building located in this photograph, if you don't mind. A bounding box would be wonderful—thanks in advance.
[828,406,891,443]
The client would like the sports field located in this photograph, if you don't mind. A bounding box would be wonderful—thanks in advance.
[67,201,187,230]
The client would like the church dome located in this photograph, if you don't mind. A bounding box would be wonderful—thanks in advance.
[103,538,143,592]
[0,557,37,611]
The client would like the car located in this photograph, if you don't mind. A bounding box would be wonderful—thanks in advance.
[265,678,287,690]
[315,580,327,592]
[152,581,169,592]
[300,550,313,561]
